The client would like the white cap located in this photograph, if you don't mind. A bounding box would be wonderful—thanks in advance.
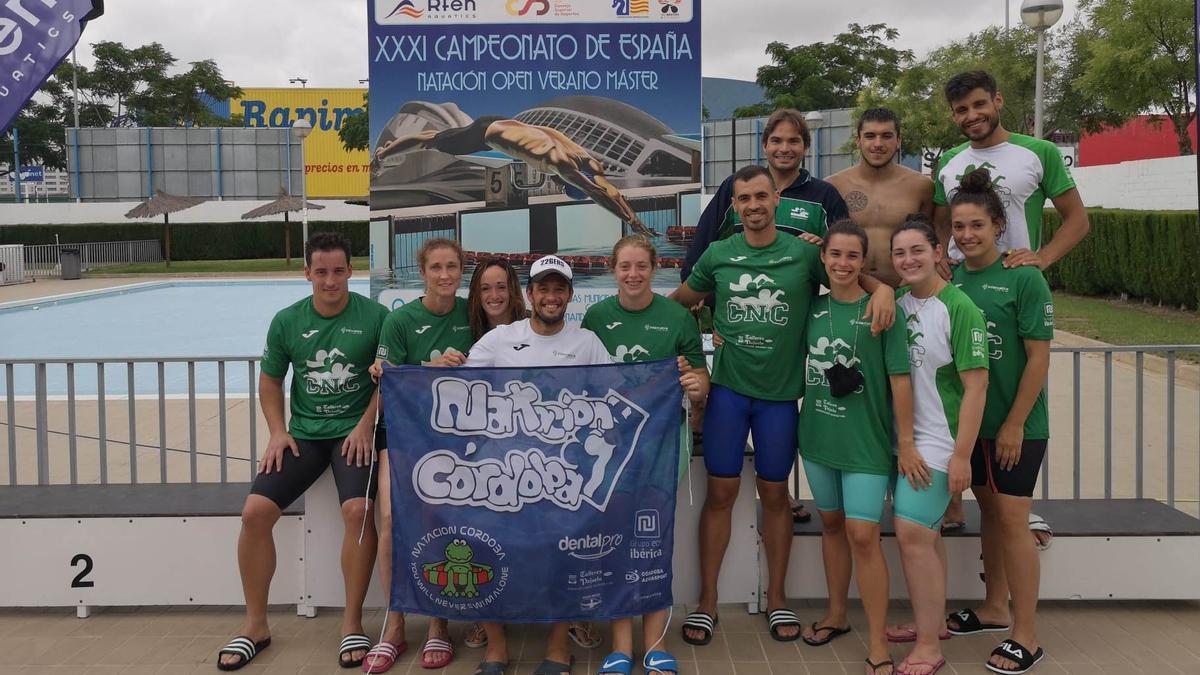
[527,255,573,284]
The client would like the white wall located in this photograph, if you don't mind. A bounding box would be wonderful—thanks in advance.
[0,200,367,226]
[1072,155,1199,210]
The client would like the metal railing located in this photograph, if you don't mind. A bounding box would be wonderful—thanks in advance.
[22,240,162,277]
[2,357,259,486]
[2,346,1198,516]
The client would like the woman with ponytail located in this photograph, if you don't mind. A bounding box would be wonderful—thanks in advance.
[945,168,1052,674]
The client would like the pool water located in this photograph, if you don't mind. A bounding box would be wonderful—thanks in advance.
[1,280,369,396]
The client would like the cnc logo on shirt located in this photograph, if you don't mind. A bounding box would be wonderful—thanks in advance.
[302,348,361,395]
[613,344,651,362]
[806,337,863,394]
[986,320,1003,360]
[727,274,788,326]
[971,328,987,359]
[415,325,432,334]
[905,313,926,367]
[952,162,1013,209]
[301,329,320,339]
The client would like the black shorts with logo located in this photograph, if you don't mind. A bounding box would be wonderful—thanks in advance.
[250,425,385,509]
[970,438,1047,498]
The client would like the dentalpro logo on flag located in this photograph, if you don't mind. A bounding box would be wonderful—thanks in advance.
[0,0,103,132]
[381,359,681,622]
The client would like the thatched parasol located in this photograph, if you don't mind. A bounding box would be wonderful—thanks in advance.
[240,188,326,265]
[124,190,207,266]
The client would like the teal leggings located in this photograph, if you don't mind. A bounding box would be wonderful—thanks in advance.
[891,468,951,530]
[802,458,890,524]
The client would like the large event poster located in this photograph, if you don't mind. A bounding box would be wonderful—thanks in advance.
[367,0,702,297]
[380,360,681,622]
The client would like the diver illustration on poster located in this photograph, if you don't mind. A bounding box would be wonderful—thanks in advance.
[367,0,702,299]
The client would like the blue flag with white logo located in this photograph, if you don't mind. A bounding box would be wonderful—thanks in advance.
[380,359,680,622]
[1,1,103,133]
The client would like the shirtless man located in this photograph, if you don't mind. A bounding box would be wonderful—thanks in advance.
[826,108,933,288]
[371,115,655,237]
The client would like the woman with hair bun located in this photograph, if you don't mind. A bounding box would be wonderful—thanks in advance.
[945,168,1052,675]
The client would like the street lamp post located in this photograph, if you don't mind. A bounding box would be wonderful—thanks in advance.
[289,77,308,88]
[292,118,313,249]
[1021,0,1064,139]
[804,110,826,179]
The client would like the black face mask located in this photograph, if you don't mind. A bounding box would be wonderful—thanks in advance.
[826,362,864,398]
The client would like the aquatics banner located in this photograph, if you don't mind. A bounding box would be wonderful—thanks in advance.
[380,359,681,622]
[0,0,103,133]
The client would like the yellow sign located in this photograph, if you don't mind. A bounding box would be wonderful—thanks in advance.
[231,88,368,199]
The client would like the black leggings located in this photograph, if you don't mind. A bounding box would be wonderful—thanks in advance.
[250,426,384,509]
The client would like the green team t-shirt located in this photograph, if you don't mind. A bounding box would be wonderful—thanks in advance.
[582,293,706,480]
[953,257,1054,439]
[376,296,473,367]
[716,196,831,241]
[581,294,705,368]
[896,284,989,471]
[260,293,388,440]
[799,295,911,475]
[687,232,825,400]
[934,133,1076,261]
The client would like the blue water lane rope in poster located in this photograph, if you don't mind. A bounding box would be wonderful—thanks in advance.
[380,359,681,622]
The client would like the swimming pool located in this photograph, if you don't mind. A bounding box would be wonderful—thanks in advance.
[1,279,369,397]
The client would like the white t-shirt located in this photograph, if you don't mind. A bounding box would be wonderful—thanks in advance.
[465,319,612,368]
[896,284,989,472]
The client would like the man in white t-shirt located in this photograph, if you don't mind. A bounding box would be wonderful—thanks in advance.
[464,254,609,675]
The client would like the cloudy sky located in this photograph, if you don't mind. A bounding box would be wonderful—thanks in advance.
[71,0,1080,86]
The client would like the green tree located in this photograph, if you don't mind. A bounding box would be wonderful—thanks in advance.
[338,93,370,152]
[735,23,914,117]
[1076,0,1197,155]
[5,41,242,174]
[852,26,1068,166]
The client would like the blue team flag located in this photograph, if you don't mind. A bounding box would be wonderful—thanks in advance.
[1,1,104,133]
[380,359,681,622]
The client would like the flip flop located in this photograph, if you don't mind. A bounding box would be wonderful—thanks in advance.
[1029,513,1053,551]
[567,621,602,649]
[946,608,1010,636]
[533,656,575,675]
[464,621,488,648]
[766,609,803,642]
[791,500,812,523]
[475,660,508,675]
[420,636,454,670]
[681,611,718,646]
[362,641,407,674]
[885,624,951,643]
[596,651,633,674]
[865,657,895,674]
[985,639,1045,674]
[339,633,373,668]
[801,621,851,646]
[216,636,270,671]
[897,656,945,675]
[643,650,678,674]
